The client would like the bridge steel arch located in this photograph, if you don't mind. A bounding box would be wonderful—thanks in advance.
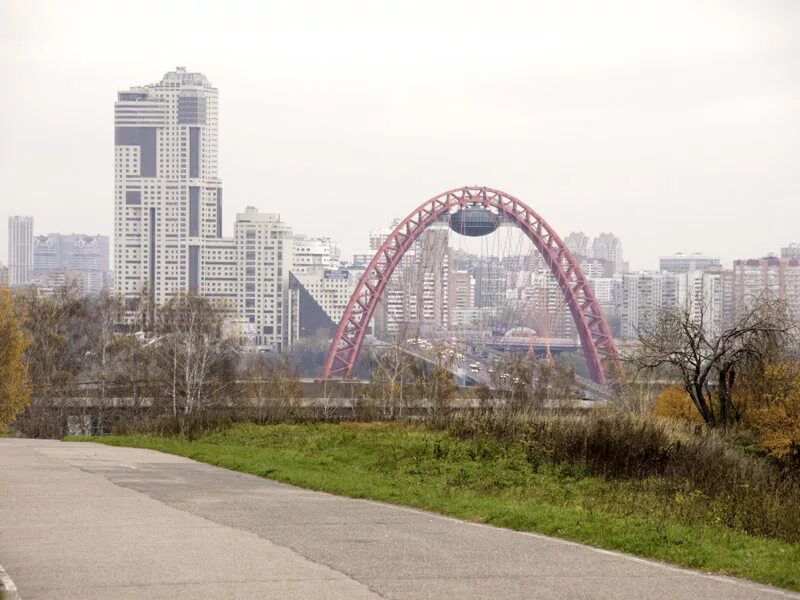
[322,186,619,386]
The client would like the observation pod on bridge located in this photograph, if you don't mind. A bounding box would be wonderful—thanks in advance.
[321,186,620,387]
[449,206,501,237]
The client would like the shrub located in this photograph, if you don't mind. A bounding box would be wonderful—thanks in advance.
[741,361,800,468]
[652,385,703,423]
[441,410,800,542]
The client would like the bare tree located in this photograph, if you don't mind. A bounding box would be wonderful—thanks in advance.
[635,295,793,428]
[473,383,494,409]
[612,361,663,415]
[153,294,235,416]
[533,359,578,406]
[367,345,421,418]
[239,353,304,422]
[419,344,457,420]
[106,333,157,416]
[493,353,532,408]
[81,291,125,401]
[285,331,331,378]
[492,353,578,410]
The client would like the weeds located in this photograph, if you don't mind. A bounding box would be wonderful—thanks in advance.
[105,405,800,543]
[440,410,800,542]
[72,421,800,591]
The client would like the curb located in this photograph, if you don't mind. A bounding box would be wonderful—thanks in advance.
[0,564,20,600]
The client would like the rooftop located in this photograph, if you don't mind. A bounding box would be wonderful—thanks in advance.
[160,66,211,87]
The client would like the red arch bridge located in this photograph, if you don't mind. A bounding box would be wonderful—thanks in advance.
[321,186,620,387]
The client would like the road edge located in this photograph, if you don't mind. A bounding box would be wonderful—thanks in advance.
[364,498,800,598]
[67,438,800,597]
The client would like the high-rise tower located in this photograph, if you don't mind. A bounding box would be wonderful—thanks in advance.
[114,67,222,322]
[8,215,34,287]
[591,233,625,277]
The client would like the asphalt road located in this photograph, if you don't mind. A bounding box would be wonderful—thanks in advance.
[0,438,796,600]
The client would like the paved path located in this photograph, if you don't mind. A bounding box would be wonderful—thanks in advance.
[0,438,796,600]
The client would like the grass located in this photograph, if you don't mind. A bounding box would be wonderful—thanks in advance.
[69,421,800,591]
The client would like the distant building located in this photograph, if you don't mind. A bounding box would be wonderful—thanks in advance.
[781,244,800,259]
[288,232,357,338]
[0,262,8,287]
[259,229,362,339]
[732,257,800,320]
[234,207,293,351]
[448,270,476,325]
[591,233,625,277]
[8,215,34,287]
[368,221,399,253]
[659,253,721,274]
[33,233,111,294]
[521,269,575,338]
[114,67,223,320]
[474,256,507,309]
[589,277,622,314]
[197,236,239,318]
[351,254,372,268]
[292,235,340,274]
[290,267,360,339]
[621,265,738,339]
[187,207,294,351]
[637,255,800,336]
[697,267,734,337]
[563,231,590,258]
[368,221,450,338]
[578,257,614,279]
[620,272,678,339]
[451,306,495,328]
[589,280,617,305]
[113,67,295,351]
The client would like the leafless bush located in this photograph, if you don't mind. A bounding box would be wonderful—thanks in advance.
[441,409,800,542]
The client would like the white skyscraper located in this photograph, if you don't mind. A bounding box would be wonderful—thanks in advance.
[8,215,34,287]
[114,67,222,322]
[113,67,302,352]
[234,208,293,351]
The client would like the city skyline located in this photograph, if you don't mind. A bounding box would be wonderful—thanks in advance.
[2,1,799,269]
[3,4,800,596]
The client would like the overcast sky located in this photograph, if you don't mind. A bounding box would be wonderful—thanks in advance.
[1,0,798,269]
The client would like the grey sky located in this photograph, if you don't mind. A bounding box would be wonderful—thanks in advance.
[1,0,798,269]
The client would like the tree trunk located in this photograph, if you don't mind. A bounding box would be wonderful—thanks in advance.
[688,383,715,427]
[717,365,738,429]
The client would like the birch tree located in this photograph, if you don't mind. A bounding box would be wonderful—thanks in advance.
[153,294,235,416]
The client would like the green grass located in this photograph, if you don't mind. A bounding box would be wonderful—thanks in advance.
[69,422,800,591]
